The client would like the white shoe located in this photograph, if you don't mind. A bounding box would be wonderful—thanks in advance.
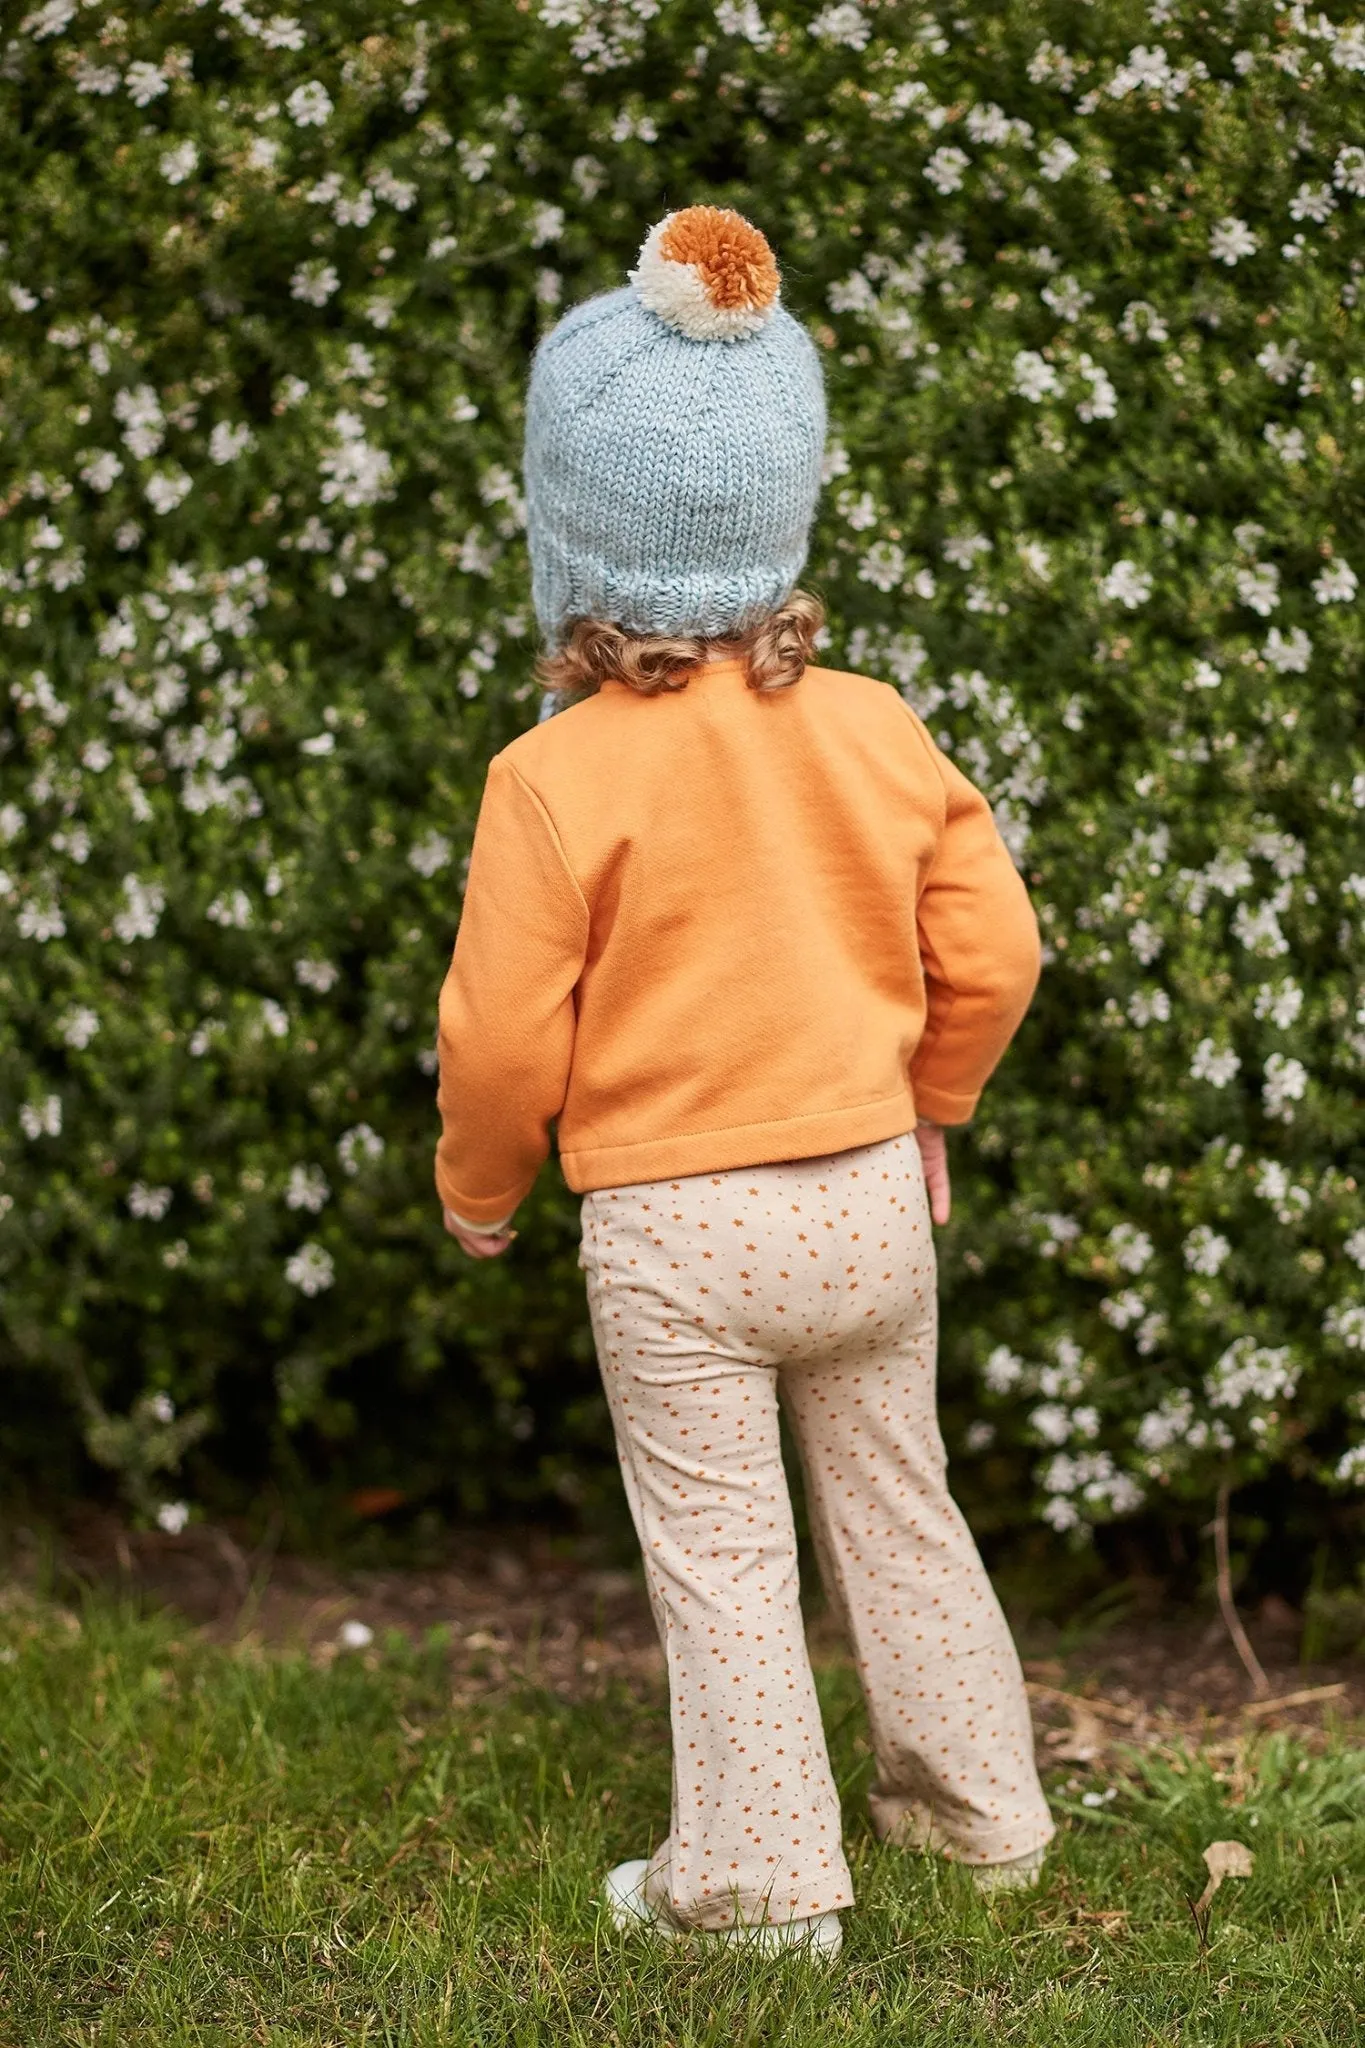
[603,1858,843,1958]
[970,1844,1048,1894]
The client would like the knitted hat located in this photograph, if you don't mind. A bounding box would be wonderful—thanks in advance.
[523,205,827,651]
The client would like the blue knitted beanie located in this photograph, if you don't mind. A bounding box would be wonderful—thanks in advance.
[524,204,827,655]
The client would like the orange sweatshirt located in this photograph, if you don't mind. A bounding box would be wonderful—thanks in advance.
[435,657,1042,1228]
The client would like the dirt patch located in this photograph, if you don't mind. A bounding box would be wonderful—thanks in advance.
[12,1509,1364,1758]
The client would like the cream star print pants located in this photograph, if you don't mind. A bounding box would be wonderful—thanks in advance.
[578,1130,1054,1932]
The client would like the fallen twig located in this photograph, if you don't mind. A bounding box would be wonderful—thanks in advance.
[1240,1681,1347,1719]
[1025,1682,1140,1726]
[1212,1479,1272,1699]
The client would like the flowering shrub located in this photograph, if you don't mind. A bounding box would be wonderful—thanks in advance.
[1,1,1363,1559]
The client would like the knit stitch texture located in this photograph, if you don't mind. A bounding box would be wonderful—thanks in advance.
[523,253,826,645]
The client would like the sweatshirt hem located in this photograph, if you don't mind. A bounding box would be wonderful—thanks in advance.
[558,1089,923,1196]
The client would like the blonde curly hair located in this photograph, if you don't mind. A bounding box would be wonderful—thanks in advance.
[533,588,826,703]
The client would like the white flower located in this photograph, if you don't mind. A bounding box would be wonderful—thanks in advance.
[829,271,877,316]
[1255,341,1301,385]
[982,1343,1023,1392]
[924,146,970,195]
[943,531,991,568]
[1263,626,1312,673]
[319,411,394,507]
[1232,898,1289,958]
[285,1241,335,1295]
[1075,353,1117,422]
[18,897,66,942]
[1335,145,1365,198]
[156,1501,190,1535]
[1326,1303,1365,1351]
[148,1393,175,1424]
[1041,275,1092,322]
[291,260,341,307]
[1108,1221,1154,1274]
[1030,1403,1072,1446]
[1254,1158,1312,1226]
[20,1095,63,1139]
[1189,660,1222,690]
[1264,422,1307,465]
[8,283,38,312]
[208,420,255,464]
[1119,300,1169,343]
[1253,977,1304,1029]
[113,383,166,460]
[260,999,289,1039]
[145,468,193,514]
[295,958,339,993]
[456,138,496,182]
[1018,539,1052,580]
[808,2,870,50]
[74,56,120,93]
[21,1,76,35]
[1042,1495,1080,1531]
[206,889,252,929]
[113,874,165,942]
[160,139,199,185]
[128,1182,173,1219]
[287,81,334,127]
[58,1005,100,1049]
[408,831,453,877]
[1136,1389,1192,1455]
[1128,920,1163,964]
[1342,1226,1365,1272]
[1098,559,1152,608]
[1037,137,1079,181]
[247,135,280,171]
[1190,1037,1241,1087]
[79,450,123,492]
[0,804,22,845]
[1206,1337,1297,1413]
[370,167,417,209]
[1127,989,1171,1028]
[1235,563,1280,616]
[1336,1445,1365,1485]
[300,732,336,756]
[857,541,907,592]
[1289,181,1336,224]
[528,200,566,246]
[125,61,170,108]
[338,1123,385,1175]
[1183,1224,1231,1277]
[1099,1288,1146,1331]
[285,1164,331,1214]
[1028,39,1078,89]
[339,1619,374,1648]
[838,489,877,531]
[1263,1051,1308,1121]
[1312,559,1357,604]
[1209,217,1258,265]
[1012,349,1062,402]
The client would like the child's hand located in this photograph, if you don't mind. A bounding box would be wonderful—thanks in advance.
[913,1119,952,1225]
[443,1208,518,1257]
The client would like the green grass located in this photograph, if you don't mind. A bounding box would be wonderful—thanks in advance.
[2,1594,1365,2044]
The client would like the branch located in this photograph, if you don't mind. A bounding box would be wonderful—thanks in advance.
[1213,1476,1271,1700]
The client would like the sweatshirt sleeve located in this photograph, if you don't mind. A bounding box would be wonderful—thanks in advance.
[434,752,590,1222]
[900,706,1043,1126]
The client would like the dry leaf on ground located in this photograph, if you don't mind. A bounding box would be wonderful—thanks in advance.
[1195,1839,1255,1918]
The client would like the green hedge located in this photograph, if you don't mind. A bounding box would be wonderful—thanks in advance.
[2,0,1364,1563]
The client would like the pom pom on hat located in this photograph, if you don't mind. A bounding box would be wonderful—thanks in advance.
[628,205,781,342]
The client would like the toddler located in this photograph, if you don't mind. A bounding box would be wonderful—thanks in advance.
[433,205,1054,1961]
